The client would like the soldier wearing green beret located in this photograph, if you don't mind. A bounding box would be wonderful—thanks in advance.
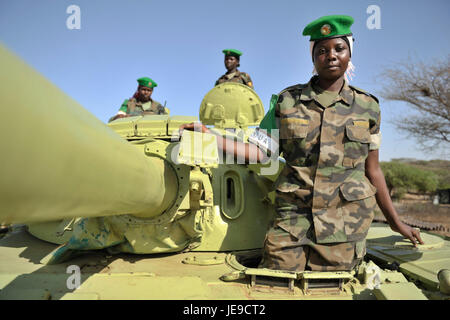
[109,77,168,122]
[182,15,423,272]
[215,49,254,89]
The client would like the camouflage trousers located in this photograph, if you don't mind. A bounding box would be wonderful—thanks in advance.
[259,192,366,272]
[259,224,366,272]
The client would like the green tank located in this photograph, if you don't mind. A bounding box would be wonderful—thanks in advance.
[0,44,449,301]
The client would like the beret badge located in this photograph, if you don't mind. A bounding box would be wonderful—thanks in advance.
[320,24,332,36]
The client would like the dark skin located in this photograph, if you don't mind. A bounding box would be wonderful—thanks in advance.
[137,86,153,102]
[224,55,239,73]
[365,149,423,245]
[313,37,350,92]
[181,37,424,246]
[112,86,153,120]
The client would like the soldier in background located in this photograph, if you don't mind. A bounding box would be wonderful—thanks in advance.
[181,15,424,272]
[215,49,254,89]
[109,77,168,122]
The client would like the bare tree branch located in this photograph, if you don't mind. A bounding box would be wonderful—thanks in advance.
[379,56,450,152]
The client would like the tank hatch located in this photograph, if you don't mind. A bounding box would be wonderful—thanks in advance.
[366,223,450,295]
[199,82,265,129]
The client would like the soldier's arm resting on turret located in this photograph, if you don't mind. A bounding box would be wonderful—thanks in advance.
[365,149,424,246]
[108,100,130,122]
[179,123,270,164]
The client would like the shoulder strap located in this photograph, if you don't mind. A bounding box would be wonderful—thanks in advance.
[278,83,307,97]
[152,101,165,114]
[127,98,137,112]
[240,72,249,82]
[215,74,226,86]
[349,85,379,103]
[259,84,308,131]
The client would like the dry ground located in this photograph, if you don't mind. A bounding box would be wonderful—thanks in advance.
[374,193,450,238]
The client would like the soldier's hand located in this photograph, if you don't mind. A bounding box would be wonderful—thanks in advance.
[112,114,129,121]
[179,122,210,136]
[390,220,424,247]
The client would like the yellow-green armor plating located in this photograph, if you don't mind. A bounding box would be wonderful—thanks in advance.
[0,44,449,300]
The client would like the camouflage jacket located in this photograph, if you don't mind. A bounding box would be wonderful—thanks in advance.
[271,76,381,244]
[118,98,168,116]
[215,69,254,88]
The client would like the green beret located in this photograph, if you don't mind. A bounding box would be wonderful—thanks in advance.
[137,77,157,88]
[222,49,242,58]
[302,15,354,41]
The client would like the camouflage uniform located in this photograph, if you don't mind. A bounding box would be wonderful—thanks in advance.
[259,76,381,271]
[109,98,168,122]
[215,69,254,89]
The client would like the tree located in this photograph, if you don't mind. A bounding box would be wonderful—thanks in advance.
[380,57,450,152]
[380,161,438,199]
[381,162,407,198]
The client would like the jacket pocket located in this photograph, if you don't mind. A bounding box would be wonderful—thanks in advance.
[340,179,377,201]
[276,214,313,242]
[280,118,309,139]
[340,180,377,239]
[343,124,371,167]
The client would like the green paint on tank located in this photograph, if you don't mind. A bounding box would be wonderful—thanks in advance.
[0,44,449,300]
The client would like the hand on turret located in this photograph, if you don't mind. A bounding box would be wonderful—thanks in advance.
[112,114,130,121]
[389,219,424,247]
[179,122,211,136]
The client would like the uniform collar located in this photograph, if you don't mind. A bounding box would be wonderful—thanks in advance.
[225,69,240,80]
[300,76,354,106]
[134,98,153,110]
[141,100,153,111]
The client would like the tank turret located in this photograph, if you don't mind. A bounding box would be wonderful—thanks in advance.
[199,82,265,129]
[0,44,277,262]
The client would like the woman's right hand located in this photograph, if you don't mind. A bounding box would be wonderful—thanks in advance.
[179,122,210,136]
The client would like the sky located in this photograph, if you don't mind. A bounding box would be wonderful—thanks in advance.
[0,0,449,161]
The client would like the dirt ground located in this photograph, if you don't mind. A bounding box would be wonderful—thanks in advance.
[374,193,450,238]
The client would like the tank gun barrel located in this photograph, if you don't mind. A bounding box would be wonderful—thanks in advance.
[0,45,176,224]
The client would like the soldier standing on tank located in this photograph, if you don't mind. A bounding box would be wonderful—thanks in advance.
[215,49,254,89]
[181,15,424,272]
[109,77,168,122]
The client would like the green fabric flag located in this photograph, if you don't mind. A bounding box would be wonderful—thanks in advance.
[259,94,278,132]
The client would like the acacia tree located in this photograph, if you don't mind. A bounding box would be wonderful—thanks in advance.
[380,57,450,152]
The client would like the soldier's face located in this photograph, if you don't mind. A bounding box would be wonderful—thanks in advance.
[313,37,350,81]
[224,55,239,71]
[138,86,153,101]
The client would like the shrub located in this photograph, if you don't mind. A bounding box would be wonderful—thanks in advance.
[380,161,438,199]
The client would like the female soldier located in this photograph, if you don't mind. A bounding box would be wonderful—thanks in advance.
[181,15,423,272]
[109,77,168,122]
[215,49,254,89]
